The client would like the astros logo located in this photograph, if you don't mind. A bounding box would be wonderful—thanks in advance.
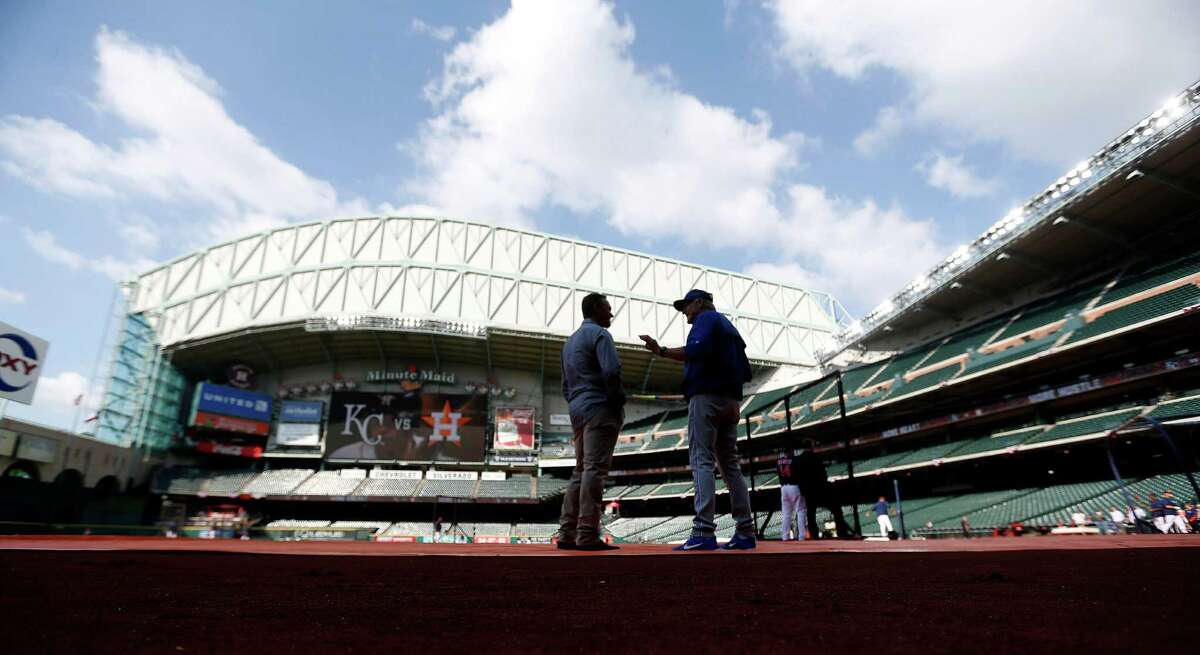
[422,400,471,443]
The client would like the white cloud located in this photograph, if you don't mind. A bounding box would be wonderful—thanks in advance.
[32,370,90,418]
[406,0,798,244]
[23,227,85,269]
[919,152,998,199]
[853,105,903,156]
[22,227,153,281]
[768,1,1200,163]
[116,215,161,253]
[748,184,947,313]
[0,287,26,304]
[411,18,457,42]
[0,27,366,242]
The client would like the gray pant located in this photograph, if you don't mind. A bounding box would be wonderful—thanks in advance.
[558,406,621,545]
[688,394,754,538]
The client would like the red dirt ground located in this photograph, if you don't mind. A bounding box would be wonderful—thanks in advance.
[2,535,1197,654]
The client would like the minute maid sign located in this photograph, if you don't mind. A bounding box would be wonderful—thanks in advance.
[0,321,49,405]
[365,367,455,385]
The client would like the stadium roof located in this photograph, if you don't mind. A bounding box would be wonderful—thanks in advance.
[822,79,1200,357]
[126,217,852,369]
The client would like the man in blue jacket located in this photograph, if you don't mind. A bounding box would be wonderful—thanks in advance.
[640,289,755,550]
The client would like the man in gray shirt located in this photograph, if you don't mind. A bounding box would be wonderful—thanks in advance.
[557,292,625,551]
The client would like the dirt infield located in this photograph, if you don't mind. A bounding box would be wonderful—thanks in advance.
[2,536,1198,654]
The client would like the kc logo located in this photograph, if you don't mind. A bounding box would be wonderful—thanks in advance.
[0,332,41,393]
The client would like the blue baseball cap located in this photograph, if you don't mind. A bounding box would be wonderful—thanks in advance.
[672,289,713,312]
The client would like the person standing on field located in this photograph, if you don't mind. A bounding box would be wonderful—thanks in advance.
[639,289,756,551]
[777,449,806,540]
[557,292,625,551]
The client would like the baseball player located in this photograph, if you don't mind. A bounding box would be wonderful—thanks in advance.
[872,495,893,537]
[776,449,806,540]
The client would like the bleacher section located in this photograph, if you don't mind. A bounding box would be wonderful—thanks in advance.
[476,475,533,499]
[241,469,313,496]
[353,477,421,497]
[417,479,478,498]
[292,471,362,496]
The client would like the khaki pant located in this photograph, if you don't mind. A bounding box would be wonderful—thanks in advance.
[558,407,621,545]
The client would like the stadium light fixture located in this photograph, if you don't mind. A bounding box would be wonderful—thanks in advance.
[1052,216,1070,226]
[1125,169,1144,181]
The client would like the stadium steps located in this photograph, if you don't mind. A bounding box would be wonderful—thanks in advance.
[1147,393,1200,421]
[1098,252,1200,305]
[890,363,963,400]
[1064,284,1200,345]
[948,426,1047,458]
[1020,408,1143,447]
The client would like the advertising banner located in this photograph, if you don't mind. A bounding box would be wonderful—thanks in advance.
[15,433,58,463]
[193,383,273,422]
[494,407,535,450]
[270,422,322,447]
[193,411,269,436]
[280,400,324,424]
[196,441,263,458]
[0,320,50,405]
[324,391,486,462]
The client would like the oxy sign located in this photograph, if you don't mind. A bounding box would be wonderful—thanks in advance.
[0,321,49,405]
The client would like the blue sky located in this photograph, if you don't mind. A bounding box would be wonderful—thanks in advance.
[2,0,1198,428]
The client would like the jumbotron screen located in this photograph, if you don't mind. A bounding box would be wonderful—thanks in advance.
[324,391,486,463]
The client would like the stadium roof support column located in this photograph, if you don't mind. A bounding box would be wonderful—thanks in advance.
[639,356,655,394]
[429,334,440,370]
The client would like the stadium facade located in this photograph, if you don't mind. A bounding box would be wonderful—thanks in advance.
[89,219,848,470]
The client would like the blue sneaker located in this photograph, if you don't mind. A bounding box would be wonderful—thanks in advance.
[673,535,718,551]
[722,534,757,550]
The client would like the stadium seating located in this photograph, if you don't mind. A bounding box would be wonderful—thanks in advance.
[510,523,558,539]
[330,520,391,533]
[606,516,673,539]
[353,477,422,497]
[417,479,478,497]
[650,482,692,497]
[292,471,363,496]
[381,522,434,538]
[469,523,512,537]
[265,519,331,528]
[1021,408,1143,446]
[535,477,569,499]
[476,475,534,498]
[242,469,314,496]
[1065,284,1200,345]
[199,470,257,496]
[1147,392,1200,421]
